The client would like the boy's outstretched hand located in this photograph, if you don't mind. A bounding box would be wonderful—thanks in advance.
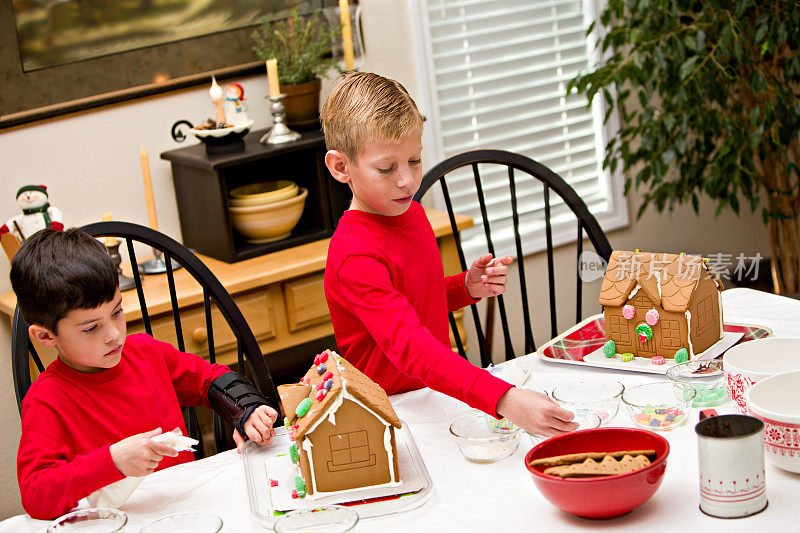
[233,404,279,453]
[110,428,179,477]
[465,254,514,299]
[496,388,579,437]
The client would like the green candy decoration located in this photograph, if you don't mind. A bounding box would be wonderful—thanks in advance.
[294,476,307,497]
[620,352,634,362]
[603,340,616,358]
[635,322,653,341]
[295,398,313,417]
[289,443,299,464]
[675,348,689,364]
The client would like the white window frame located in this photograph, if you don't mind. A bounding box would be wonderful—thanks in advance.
[407,0,629,260]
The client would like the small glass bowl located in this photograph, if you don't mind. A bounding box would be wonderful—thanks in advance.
[666,360,726,406]
[139,512,222,533]
[551,379,624,425]
[450,410,521,463]
[526,411,603,445]
[48,508,127,532]
[622,382,696,431]
[274,505,359,533]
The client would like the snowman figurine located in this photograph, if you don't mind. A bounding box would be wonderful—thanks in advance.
[223,83,249,127]
[0,185,64,242]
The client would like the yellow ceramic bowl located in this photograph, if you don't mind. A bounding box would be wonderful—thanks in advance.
[229,187,308,244]
[229,181,297,207]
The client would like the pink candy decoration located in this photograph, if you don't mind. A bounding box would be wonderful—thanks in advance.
[638,332,648,343]
[316,389,327,401]
[319,352,329,364]
[623,305,636,319]
[646,308,660,326]
[270,479,279,487]
[300,376,310,385]
[291,490,299,499]
[651,356,665,365]
[323,371,333,381]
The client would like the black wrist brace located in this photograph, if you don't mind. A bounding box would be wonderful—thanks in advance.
[208,372,270,438]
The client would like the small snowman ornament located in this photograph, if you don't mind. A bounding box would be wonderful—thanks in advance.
[0,185,64,241]
[223,83,249,126]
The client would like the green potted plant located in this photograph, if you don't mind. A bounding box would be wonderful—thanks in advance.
[252,8,340,128]
[568,1,799,293]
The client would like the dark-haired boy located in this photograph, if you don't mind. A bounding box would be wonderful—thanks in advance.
[11,228,278,519]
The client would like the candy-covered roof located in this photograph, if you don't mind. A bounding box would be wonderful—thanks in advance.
[599,251,723,312]
[277,350,401,441]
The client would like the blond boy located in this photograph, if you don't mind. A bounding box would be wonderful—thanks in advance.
[321,72,576,435]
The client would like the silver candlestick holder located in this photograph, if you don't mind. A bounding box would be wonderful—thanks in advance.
[260,94,301,145]
[138,248,182,275]
[104,240,136,292]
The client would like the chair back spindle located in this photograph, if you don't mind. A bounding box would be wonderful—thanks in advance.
[413,150,612,364]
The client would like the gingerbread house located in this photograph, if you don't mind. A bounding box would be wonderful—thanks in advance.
[599,251,724,360]
[277,350,401,497]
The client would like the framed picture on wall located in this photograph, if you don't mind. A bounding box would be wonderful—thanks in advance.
[0,0,325,129]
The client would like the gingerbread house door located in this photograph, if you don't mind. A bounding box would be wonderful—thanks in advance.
[631,295,656,357]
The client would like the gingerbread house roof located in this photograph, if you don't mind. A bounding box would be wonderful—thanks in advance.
[278,350,401,441]
[598,251,723,313]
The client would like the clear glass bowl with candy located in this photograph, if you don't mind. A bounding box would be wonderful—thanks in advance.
[622,382,696,430]
[665,360,726,407]
[551,379,624,425]
[450,410,521,463]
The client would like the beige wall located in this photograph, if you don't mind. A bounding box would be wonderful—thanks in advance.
[0,0,770,518]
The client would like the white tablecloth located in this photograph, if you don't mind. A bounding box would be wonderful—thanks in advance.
[2,288,799,532]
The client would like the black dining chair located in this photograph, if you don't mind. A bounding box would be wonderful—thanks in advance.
[11,221,280,459]
[413,149,613,366]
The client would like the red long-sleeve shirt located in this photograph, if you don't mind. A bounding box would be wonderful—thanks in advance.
[17,333,229,519]
[324,201,513,417]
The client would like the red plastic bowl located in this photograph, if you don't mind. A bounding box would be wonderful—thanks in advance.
[524,427,669,519]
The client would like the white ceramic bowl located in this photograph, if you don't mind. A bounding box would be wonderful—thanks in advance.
[229,187,308,243]
[724,338,800,414]
[746,370,800,473]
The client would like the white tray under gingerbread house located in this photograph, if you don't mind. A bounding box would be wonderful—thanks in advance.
[534,314,771,375]
[243,420,432,529]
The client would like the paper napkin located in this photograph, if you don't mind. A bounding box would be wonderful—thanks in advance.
[86,428,198,508]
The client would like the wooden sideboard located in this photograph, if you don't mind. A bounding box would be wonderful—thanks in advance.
[0,208,471,381]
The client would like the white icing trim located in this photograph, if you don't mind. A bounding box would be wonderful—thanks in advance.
[685,310,694,360]
[627,284,640,300]
[718,290,724,339]
[384,426,397,484]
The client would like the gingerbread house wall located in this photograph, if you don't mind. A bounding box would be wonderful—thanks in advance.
[298,398,398,495]
[687,277,723,355]
[604,298,688,359]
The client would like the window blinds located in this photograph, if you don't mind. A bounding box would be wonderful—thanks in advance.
[415,0,627,258]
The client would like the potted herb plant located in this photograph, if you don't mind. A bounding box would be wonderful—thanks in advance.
[252,9,340,128]
[568,1,800,293]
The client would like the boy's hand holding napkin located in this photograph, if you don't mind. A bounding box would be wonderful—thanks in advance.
[88,428,198,509]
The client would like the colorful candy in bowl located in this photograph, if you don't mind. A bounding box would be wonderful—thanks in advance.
[622,382,695,430]
[450,410,521,463]
[550,378,624,424]
[746,370,800,473]
[525,427,669,518]
[724,337,800,414]
[666,360,726,406]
